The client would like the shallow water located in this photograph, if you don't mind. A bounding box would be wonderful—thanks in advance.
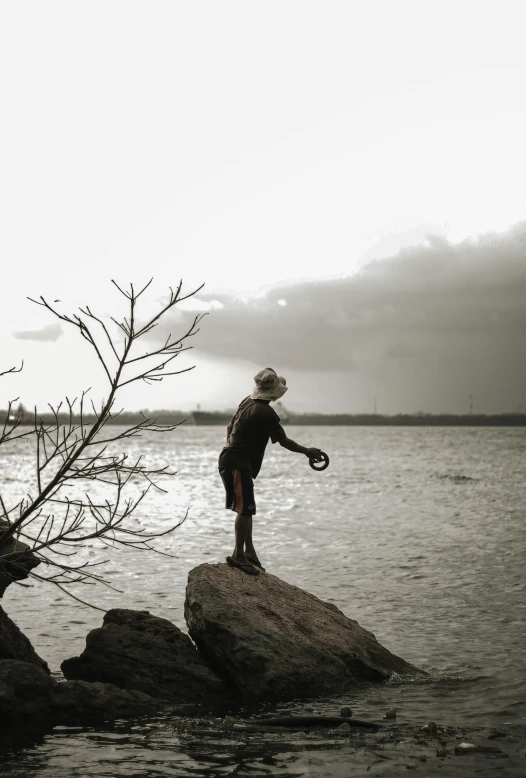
[1,426,525,775]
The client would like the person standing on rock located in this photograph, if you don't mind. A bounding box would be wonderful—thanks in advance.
[218,367,322,575]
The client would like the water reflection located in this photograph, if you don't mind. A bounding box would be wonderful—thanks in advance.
[2,710,524,778]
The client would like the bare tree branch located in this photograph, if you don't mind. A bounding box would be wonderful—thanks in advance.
[0,280,205,606]
[0,362,24,379]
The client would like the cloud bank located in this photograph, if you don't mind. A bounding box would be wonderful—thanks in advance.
[156,223,526,412]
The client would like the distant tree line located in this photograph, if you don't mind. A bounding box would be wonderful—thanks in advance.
[3,408,525,428]
[0,408,188,426]
[285,412,526,426]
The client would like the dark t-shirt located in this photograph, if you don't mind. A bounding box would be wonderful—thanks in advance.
[218,397,286,478]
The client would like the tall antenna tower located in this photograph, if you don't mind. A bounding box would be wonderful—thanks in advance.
[469,394,474,415]
[374,396,377,415]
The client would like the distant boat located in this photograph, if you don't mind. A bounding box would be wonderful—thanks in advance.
[192,411,233,425]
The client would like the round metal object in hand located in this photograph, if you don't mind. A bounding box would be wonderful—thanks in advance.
[309,451,329,471]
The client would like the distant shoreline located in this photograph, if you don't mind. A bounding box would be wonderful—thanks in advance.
[3,411,526,427]
[194,413,526,426]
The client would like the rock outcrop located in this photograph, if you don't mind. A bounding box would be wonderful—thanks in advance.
[0,520,41,598]
[0,659,159,726]
[0,605,49,672]
[185,563,426,700]
[61,608,228,702]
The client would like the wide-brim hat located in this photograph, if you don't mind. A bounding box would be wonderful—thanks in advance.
[250,367,288,401]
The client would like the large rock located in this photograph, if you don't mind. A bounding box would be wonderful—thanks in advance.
[0,520,41,597]
[185,564,426,700]
[61,608,229,702]
[0,605,49,672]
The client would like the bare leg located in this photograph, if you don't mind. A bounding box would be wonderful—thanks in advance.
[244,516,265,570]
[233,514,251,561]
[245,515,255,555]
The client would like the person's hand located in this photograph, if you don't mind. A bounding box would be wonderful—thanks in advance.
[305,447,323,461]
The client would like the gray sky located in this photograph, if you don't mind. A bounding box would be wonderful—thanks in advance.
[1,1,526,413]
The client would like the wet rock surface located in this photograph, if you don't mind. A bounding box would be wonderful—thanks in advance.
[185,563,425,700]
[62,608,229,702]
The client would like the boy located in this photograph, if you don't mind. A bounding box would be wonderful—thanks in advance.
[218,367,322,574]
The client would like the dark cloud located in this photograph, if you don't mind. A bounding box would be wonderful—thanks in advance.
[13,323,63,342]
[156,222,526,412]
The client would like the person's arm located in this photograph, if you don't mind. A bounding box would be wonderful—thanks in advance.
[225,423,233,443]
[279,434,321,459]
[266,411,321,459]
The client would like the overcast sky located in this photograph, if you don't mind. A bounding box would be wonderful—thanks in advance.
[1,1,526,414]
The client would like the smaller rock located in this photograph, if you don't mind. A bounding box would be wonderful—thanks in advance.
[384,708,397,720]
[423,721,438,734]
[488,729,507,739]
[222,716,236,728]
[335,722,351,732]
[340,706,353,717]
[62,609,227,702]
[0,659,55,724]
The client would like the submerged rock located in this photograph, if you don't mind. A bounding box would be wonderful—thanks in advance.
[184,563,425,700]
[0,605,49,672]
[61,608,228,702]
[52,680,159,722]
[424,721,438,734]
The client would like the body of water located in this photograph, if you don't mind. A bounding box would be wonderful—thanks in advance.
[0,425,525,776]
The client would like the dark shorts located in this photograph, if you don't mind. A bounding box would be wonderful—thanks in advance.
[219,467,256,515]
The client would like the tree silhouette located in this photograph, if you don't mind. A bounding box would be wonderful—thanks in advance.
[0,279,205,606]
